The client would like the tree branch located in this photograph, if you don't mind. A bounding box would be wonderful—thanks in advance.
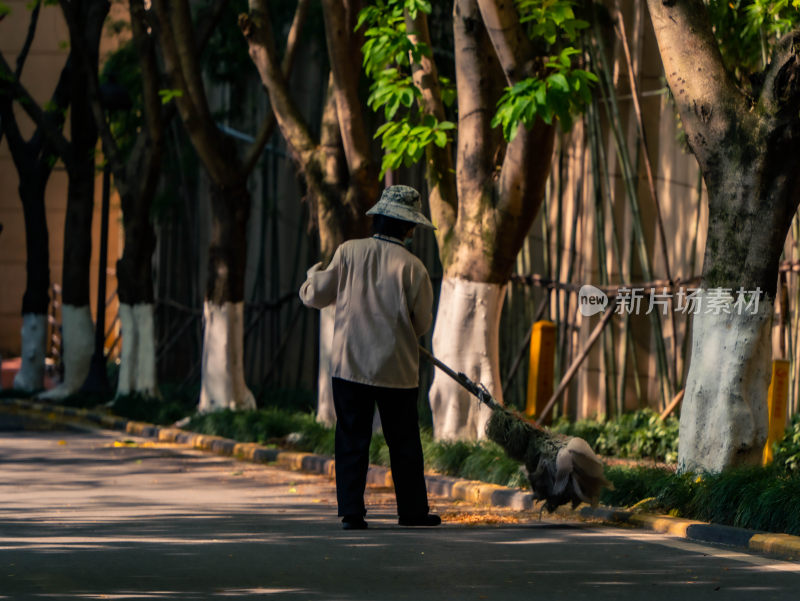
[320,0,374,181]
[645,0,745,164]
[240,0,317,166]
[0,95,27,160]
[195,0,229,53]
[405,7,457,235]
[454,0,496,200]
[241,0,308,176]
[15,0,42,78]
[476,0,536,85]
[170,0,214,126]
[0,53,73,169]
[153,0,232,183]
[60,0,123,175]
[129,0,165,202]
[760,31,800,120]
[495,120,555,252]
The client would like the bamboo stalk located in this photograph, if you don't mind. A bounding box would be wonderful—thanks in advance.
[590,13,672,409]
[587,69,643,413]
[554,144,565,389]
[615,9,679,391]
[659,389,684,421]
[780,271,789,360]
[560,138,585,419]
[588,102,618,416]
[542,179,552,303]
[792,215,800,415]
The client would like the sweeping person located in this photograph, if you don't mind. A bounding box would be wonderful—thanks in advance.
[299,185,441,530]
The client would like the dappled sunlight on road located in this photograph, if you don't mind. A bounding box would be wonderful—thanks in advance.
[1,427,799,600]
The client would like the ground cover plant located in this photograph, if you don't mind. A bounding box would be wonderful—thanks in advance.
[601,464,800,536]
[550,409,679,463]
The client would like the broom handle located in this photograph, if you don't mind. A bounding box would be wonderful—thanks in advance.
[418,346,502,411]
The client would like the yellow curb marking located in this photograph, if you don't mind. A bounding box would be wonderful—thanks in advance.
[750,533,800,557]
[158,428,183,442]
[630,514,704,537]
[233,443,262,460]
[276,452,311,470]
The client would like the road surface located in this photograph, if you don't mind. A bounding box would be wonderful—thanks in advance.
[1,415,798,600]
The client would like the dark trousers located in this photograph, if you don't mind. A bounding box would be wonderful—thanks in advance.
[331,377,430,519]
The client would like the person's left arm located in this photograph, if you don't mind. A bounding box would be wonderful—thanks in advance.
[410,264,434,337]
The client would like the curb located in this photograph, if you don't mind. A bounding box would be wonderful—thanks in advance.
[3,397,799,561]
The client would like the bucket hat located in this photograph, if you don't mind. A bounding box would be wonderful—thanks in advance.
[366,185,436,230]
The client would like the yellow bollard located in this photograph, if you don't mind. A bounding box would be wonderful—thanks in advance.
[763,359,790,466]
[526,321,556,424]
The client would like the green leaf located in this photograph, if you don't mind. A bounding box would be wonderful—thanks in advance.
[548,72,570,92]
[158,88,183,104]
[399,87,415,107]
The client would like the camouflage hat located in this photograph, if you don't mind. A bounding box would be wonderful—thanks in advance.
[366,185,436,230]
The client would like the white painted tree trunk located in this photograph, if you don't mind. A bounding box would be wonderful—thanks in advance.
[198,301,256,413]
[13,313,47,392]
[38,304,94,400]
[678,291,773,473]
[316,304,337,426]
[429,277,506,440]
[116,303,158,398]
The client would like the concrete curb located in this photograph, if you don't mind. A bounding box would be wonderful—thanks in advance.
[3,397,799,561]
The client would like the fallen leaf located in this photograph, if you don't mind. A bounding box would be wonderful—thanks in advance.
[113,440,138,448]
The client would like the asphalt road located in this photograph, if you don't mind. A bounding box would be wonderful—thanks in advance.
[1,417,799,600]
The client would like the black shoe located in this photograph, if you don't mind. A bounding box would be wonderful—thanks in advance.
[342,515,368,530]
[398,513,441,527]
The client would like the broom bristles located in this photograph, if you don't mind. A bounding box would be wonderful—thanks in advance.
[485,407,611,512]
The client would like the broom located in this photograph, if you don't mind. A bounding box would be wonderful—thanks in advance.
[420,346,611,512]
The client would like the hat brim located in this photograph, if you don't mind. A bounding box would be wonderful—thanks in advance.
[366,202,436,230]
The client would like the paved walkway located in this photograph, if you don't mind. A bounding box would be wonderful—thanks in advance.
[2,420,800,600]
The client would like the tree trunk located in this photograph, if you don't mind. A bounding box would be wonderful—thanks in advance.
[13,166,50,391]
[678,166,796,472]
[116,303,157,397]
[38,304,94,399]
[644,0,800,471]
[43,116,96,398]
[115,188,158,397]
[408,0,555,440]
[14,314,48,392]
[197,181,255,412]
[315,304,336,426]
[679,291,772,472]
[50,116,96,398]
[40,0,108,400]
[430,277,506,439]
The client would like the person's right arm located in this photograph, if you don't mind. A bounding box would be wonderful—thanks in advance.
[299,247,342,309]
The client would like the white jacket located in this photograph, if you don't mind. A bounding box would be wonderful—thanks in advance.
[299,235,434,389]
